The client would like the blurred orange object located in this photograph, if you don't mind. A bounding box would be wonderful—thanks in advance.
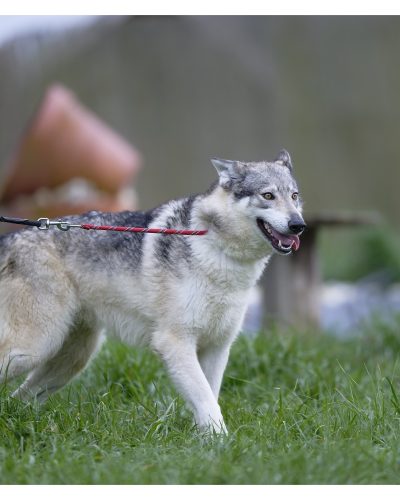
[0,84,142,216]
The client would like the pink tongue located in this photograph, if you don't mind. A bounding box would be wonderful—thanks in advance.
[271,228,300,251]
[290,235,300,251]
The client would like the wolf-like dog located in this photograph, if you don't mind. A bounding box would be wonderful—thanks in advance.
[0,149,305,433]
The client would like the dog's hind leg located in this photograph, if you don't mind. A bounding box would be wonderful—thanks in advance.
[0,265,78,388]
[0,312,76,386]
[12,314,103,402]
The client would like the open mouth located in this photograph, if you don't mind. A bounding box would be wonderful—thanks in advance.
[256,219,300,254]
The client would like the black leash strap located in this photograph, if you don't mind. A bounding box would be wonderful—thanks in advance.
[0,216,42,228]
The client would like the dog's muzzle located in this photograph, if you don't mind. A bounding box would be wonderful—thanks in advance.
[256,219,301,254]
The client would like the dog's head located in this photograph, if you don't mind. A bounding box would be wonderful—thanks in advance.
[211,150,305,255]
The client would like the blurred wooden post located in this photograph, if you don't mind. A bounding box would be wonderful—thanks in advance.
[260,212,379,330]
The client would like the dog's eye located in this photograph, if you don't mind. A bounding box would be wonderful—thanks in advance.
[292,192,299,201]
[262,192,275,200]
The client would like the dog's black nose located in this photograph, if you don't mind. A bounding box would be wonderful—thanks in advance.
[288,220,306,234]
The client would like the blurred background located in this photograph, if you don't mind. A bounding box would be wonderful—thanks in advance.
[0,15,399,336]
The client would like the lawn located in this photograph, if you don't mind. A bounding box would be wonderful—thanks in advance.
[1,318,400,484]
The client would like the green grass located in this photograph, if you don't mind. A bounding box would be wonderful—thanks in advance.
[1,319,400,484]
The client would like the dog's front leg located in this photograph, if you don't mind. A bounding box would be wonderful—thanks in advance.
[152,331,227,434]
[198,343,231,400]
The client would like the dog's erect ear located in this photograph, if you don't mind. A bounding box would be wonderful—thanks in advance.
[211,158,244,189]
[274,149,293,171]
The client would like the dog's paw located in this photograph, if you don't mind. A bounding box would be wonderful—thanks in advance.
[198,418,228,437]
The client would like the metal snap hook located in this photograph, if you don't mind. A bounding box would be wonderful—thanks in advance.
[56,222,71,231]
[37,218,50,230]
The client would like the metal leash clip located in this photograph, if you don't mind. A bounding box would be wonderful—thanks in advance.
[37,218,80,231]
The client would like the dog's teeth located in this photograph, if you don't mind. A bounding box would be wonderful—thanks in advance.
[264,223,272,234]
[278,241,282,248]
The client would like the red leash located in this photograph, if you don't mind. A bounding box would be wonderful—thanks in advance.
[80,224,207,236]
[0,216,208,236]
